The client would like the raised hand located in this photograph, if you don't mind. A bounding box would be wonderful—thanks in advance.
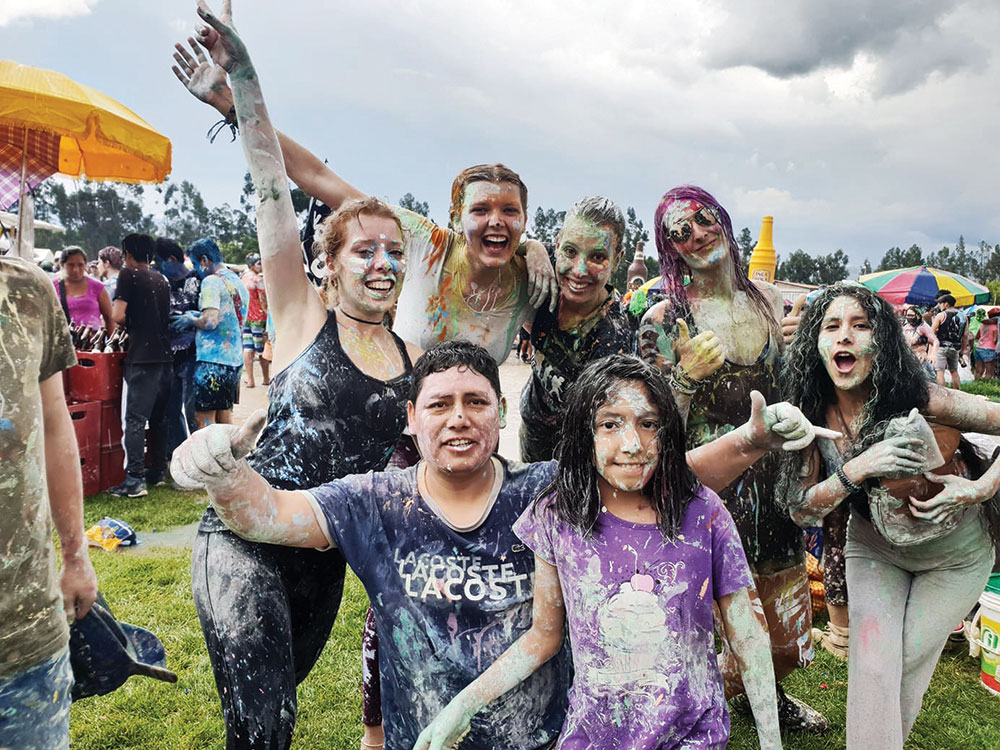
[781,293,807,347]
[674,318,725,381]
[172,35,232,113]
[170,409,267,490]
[524,240,559,311]
[742,390,842,452]
[194,0,250,76]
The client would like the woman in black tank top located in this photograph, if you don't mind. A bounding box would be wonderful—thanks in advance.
[187,41,420,747]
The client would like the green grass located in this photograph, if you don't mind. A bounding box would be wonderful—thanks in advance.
[83,486,210,533]
[70,533,1000,749]
[961,379,1000,402]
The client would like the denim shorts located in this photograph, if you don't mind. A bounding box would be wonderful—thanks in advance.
[0,647,72,750]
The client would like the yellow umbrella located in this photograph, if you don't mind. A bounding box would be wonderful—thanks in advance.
[0,60,171,255]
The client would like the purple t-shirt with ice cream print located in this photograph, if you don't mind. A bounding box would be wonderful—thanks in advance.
[513,485,752,750]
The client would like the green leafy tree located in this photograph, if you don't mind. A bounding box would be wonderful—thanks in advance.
[877,244,923,271]
[776,250,816,284]
[398,192,430,218]
[32,181,157,255]
[813,249,850,285]
[527,207,566,249]
[860,258,873,276]
[737,227,755,275]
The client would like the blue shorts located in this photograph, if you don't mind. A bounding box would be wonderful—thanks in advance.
[242,320,266,353]
[194,361,241,412]
[0,647,72,750]
[975,347,997,364]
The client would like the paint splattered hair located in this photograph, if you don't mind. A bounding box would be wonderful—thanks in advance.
[410,340,502,403]
[312,196,404,265]
[541,354,699,539]
[654,185,778,337]
[561,196,626,260]
[448,164,528,232]
[187,237,224,265]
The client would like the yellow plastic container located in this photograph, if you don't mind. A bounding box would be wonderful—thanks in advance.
[748,216,776,283]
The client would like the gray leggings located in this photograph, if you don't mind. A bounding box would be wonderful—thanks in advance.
[845,509,993,750]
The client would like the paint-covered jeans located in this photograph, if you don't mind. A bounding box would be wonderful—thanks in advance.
[0,647,73,750]
[719,559,814,698]
[192,528,345,750]
[822,504,849,607]
[845,510,993,750]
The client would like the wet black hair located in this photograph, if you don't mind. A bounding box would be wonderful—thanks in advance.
[410,341,502,403]
[122,233,155,264]
[155,236,185,262]
[541,354,699,539]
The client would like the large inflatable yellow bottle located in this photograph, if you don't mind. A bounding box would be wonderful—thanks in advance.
[748,216,777,283]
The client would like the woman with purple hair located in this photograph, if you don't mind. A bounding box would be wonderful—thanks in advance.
[639,185,827,733]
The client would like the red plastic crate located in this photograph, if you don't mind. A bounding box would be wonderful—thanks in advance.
[100,400,123,449]
[68,401,102,495]
[66,351,124,403]
[100,445,126,492]
[80,442,101,496]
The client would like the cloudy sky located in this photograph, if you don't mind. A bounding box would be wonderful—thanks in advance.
[4,0,999,272]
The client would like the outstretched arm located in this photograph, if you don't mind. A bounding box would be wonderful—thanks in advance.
[687,390,841,494]
[190,0,326,354]
[171,31,365,211]
[718,588,781,750]
[170,410,328,548]
[412,556,565,750]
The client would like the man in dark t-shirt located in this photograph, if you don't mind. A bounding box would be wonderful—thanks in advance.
[110,233,173,497]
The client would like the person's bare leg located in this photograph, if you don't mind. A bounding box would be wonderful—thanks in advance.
[243,350,256,388]
[950,369,961,389]
[216,409,233,425]
[935,369,945,387]
[260,357,270,386]
[988,362,996,379]
[195,411,213,430]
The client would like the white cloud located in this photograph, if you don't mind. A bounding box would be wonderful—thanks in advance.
[0,0,100,27]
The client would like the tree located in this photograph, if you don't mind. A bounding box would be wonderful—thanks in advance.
[398,192,429,218]
[737,227,755,274]
[611,207,651,290]
[877,244,923,271]
[527,207,565,249]
[813,249,850,285]
[32,181,157,254]
[776,250,816,284]
[860,258,873,276]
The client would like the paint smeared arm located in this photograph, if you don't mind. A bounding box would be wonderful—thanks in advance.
[412,555,565,750]
[41,372,98,621]
[718,587,781,750]
[170,410,329,548]
[522,239,558,311]
[687,391,841,493]
[190,0,326,343]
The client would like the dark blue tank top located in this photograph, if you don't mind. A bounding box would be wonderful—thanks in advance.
[200,309,412,531]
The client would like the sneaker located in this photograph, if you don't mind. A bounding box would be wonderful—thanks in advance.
[145,470,168,487]
[108,475,148,498]
[776,684,829,733]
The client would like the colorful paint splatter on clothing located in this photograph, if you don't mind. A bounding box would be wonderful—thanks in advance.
[513,487,751,749]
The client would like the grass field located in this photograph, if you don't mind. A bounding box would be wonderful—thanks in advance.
[69,488,1000,749]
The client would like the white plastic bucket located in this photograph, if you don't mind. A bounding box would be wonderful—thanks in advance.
[979,590,1000,695]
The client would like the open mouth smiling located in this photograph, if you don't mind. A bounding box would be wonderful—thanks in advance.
[833,352,857,373]
[481,234,510,252]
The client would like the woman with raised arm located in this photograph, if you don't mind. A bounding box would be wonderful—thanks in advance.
[780,282,1000,750]
[171,26,558,365]
[185,3,419,748]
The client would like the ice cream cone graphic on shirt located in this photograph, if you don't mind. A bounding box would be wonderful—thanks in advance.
[596,573,670,686]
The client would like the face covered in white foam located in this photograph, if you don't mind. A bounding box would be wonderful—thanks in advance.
[817,295,876,392]
[592,381,660,494]
[331,215,405,319]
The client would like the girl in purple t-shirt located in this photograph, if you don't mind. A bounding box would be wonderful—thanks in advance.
[415,356,782,750]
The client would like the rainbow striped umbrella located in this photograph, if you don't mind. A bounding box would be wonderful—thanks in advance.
[858,266,990,307]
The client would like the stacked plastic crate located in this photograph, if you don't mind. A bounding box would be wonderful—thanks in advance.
[65,351,126,495]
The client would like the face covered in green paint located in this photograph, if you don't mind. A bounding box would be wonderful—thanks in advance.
[592,380,660,494]
[818,295,876,392]
[459,181,525,270]
[554,215,616,308]
[663,199,726,270]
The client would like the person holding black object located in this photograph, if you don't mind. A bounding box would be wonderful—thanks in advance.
[109,233,173,497]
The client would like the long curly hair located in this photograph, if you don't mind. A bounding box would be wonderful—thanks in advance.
[653,185,778,338]
[539,355,699,539]
[779,283,1000,547]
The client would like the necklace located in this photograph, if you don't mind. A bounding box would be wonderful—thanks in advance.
[337,307,382,326]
